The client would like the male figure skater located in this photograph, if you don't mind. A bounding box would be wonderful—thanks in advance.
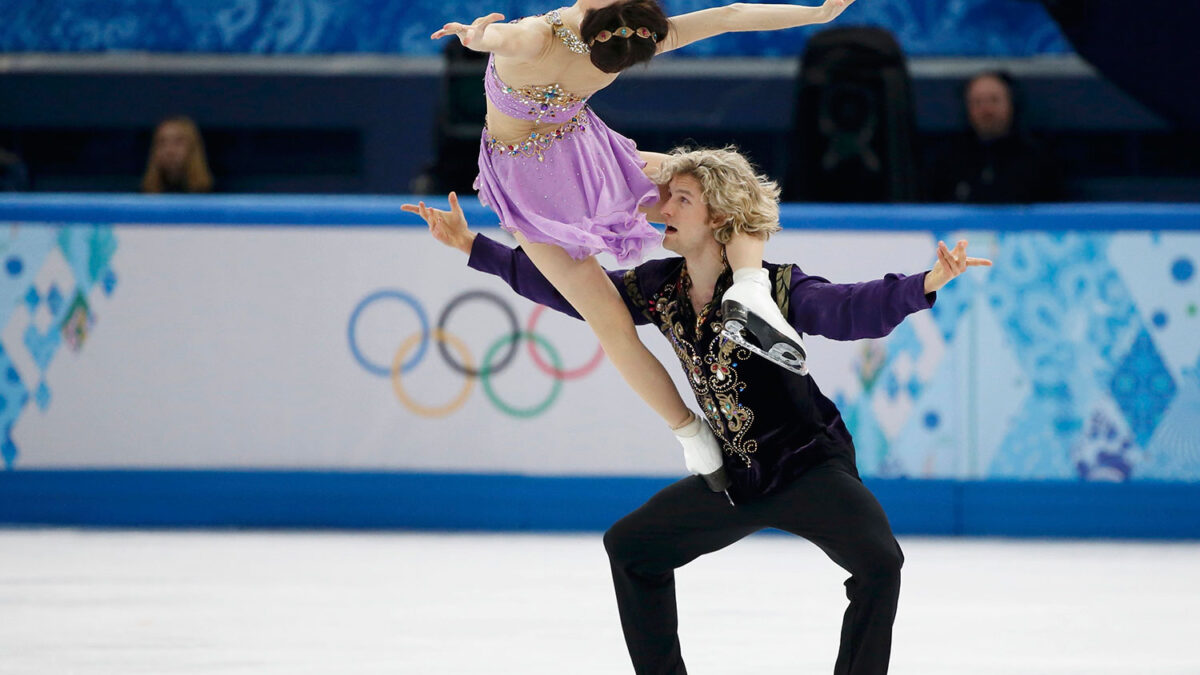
[403,147,990,674]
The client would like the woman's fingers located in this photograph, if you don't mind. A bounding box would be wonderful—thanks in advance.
[431,22,466,40]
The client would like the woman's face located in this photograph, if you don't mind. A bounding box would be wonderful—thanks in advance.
[153,122,192,174]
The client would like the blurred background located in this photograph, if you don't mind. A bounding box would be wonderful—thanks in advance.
[1,0,1197,200]
[0,0,1198,539]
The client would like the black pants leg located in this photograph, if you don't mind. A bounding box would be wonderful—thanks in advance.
[603,459,902,675]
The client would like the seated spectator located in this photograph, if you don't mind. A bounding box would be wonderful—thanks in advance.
[926,71,1065,203]
[0,146,29,191]
[141,116,214,194]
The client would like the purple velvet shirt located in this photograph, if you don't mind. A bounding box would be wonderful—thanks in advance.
[468,234,936,501]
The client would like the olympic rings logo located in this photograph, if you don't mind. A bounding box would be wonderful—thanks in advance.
[348,289,606,418]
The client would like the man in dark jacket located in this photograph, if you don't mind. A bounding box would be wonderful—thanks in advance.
[404,147,990,674]
[927,71,1065,203]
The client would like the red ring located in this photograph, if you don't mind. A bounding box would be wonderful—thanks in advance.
[525,304,606,380]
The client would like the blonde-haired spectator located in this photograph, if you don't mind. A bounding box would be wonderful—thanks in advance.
[141,116,213,194]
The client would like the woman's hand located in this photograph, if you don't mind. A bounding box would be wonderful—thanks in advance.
[431,12,505,48]
[817,0,855,24]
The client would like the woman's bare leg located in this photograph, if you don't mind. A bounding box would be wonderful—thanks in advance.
[514,233,692,429]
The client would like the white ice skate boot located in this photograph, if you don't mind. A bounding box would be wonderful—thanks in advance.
[720,268,809,376]
[673,412,733,503]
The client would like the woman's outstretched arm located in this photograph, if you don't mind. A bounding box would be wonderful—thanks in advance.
[432,12,549,60]
[660,0,855,54]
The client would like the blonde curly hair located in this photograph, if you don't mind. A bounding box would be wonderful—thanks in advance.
[654,146,781,244]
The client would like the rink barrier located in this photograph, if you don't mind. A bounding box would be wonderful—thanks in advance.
[1,195,1199,538]
[1,471,1199,538]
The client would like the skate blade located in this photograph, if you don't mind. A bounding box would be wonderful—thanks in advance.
[702,467,731,493]
[721,313,809,376]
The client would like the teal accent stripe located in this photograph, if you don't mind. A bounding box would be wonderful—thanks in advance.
[2,195,1200,230]
[2,471,1199,539]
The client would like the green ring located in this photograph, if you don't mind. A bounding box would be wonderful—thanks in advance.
[480,331,563,418]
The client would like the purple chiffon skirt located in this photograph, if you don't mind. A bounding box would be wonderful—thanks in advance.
[473,108,662,264]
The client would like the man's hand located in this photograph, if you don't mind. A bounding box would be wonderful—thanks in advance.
[401,191,476,255]
[924,239,993,294]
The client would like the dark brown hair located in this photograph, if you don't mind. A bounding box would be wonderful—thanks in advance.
[580,0,669,74]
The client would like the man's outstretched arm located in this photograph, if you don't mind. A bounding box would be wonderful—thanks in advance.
[788,239,992,341]
[401,193,649,323]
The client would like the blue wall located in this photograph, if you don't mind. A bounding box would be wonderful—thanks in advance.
[3,470,1199,538]
[0,0,1070,57]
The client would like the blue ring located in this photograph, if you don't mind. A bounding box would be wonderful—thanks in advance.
[349,290,429,377]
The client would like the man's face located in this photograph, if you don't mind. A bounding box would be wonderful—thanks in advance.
[659,174,721,255]
[965,75,1014,141]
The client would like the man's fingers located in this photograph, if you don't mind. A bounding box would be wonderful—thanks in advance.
[937,244,953,268]
[947,240,967,272]
[967,257,994,267]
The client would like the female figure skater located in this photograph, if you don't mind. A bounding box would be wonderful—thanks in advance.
[423,1,855,490]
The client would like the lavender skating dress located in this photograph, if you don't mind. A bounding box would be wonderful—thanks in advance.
[473,11,662,264]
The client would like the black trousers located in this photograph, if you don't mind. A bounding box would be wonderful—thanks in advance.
[603,458,902,675]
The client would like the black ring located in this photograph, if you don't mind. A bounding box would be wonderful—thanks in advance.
[436,289,520,377]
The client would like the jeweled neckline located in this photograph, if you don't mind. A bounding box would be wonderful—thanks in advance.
[545,8,590,55]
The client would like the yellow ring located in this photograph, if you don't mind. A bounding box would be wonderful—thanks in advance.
[391,329,475,418]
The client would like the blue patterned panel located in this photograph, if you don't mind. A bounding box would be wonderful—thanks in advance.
[1073,406,1136,482]
[58,226,117,290]
[0,0,1071,57]
[0,344,29,468]
[0,223,118,468]
[982,233,1144,479]
[1139,359,1200,481]
[1110,329,1177,448]
[0,227,57,329]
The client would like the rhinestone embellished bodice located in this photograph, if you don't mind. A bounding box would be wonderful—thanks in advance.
[484,55,590,124]
[483,10,591,125]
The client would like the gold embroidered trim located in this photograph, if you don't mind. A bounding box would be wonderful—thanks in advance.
[623,269,657,324]
[653,278,759,466]
[774,264,793,320]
